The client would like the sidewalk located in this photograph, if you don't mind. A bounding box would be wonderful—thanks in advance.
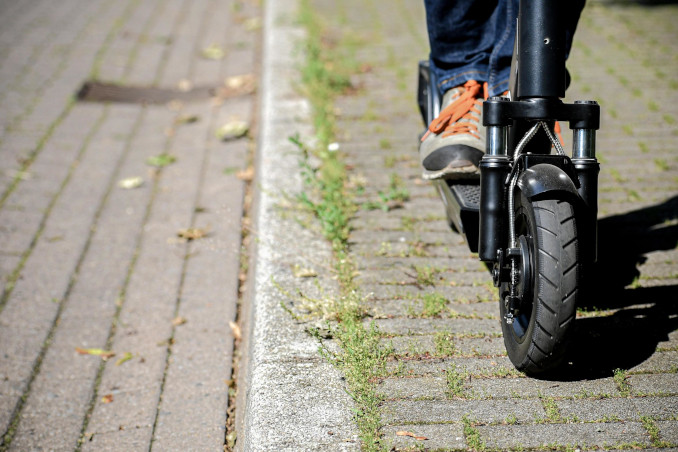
[0,0,258,449]
[246,0,678,450]
[1,0,677,451]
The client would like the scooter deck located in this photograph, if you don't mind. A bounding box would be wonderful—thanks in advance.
[434,179,480,253]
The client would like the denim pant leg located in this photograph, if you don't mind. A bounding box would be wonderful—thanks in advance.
[424,0,585,98]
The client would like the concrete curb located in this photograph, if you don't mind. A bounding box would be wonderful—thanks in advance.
[235,0,360,450]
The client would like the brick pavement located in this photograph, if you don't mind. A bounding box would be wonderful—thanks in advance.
[312,0,678,450]
[0,0,259,450]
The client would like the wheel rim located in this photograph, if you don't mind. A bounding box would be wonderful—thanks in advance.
[509,207,535,343]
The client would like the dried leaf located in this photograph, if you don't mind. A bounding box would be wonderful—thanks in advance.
[244,17,261,31]
[118,177,144,189]
[116,352,133,366]
[177,79,193,92]
[236,167,254,181]
[216,120,249,140]
[396,431,428,441]
[201,43,225,60]
[146,153,176,167]
[174,114,199,125]
[220,74,256,98]
[172,316,187,326]
[101,394,114,404]
[177,228,209,240]
[76,347,115,360]
[229,320,241,340]
[292,264,317,278]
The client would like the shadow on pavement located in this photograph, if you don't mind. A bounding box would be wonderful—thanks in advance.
[562,195,678,380]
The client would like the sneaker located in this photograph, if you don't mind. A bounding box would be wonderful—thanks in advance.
[419,80,488,180]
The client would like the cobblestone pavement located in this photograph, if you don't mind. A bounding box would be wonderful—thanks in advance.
[0,0,259,450]
[313,0,678,450]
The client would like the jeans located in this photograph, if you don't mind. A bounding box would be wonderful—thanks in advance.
[424,0,586,97]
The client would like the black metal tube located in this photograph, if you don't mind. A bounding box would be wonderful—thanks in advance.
[479,156,511,262]
[517,1,566,99]
[573,158,600,263]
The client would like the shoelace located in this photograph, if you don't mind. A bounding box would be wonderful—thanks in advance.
[421,80,489,141]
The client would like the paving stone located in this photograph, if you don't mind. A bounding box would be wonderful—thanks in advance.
[381,398,544,425]
[633,396,678,420]
[368,297,497,319]
[557,397,640,422]
[630,373,678,396]
[377,376,448,400]
[386,335,507,359]
[373,317,500,337]
[469,377,618,401]
[381,423,465,451]
[657,420,678,445]
[476,422,651,450]
[388,356,516,377]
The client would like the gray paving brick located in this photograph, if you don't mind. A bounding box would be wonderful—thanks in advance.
[381,398,544,425]
[630,373,678,396]
[657,420,678,444]
[557,397,640,422]
[381,423,465,451]
[377,376,448,400]
[470,377,618,401]
[477,422,652,450]
[633,396,678,420]
[386,334,506,359]
[373,317,501,337]
[388,356,516,377]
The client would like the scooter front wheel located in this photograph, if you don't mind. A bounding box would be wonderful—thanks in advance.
[500,194,579,374]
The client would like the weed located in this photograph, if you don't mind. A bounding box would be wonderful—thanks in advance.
[412,265,439,286]
[504,413,518,425]
[363,173,410,211]
[446,364,468,398]
[405,241,429,258]
[400,216,416,231]
[654,158,669,171]
[420,293,448,317]
[146,153,176,167]
[433,331,456,357]
[293,3,393,449]
[640,416,670,447]
[379,139,392,150]
[462,416,485,451]
[540,397,562,422]
[613,368,631,397]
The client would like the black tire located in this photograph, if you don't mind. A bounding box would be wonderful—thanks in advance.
[500,194,579,375]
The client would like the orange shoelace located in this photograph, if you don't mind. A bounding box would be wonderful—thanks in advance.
[421,80,489,141]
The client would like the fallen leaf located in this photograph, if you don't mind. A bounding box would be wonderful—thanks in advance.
[101,394,114,404]
[116,352,133,366]
[76,347,115,360]
[118,177,144,189]
[236,167,254,181]
[177,227,209,240]
[146,153,176,167]
[396,431,428,441]
[177,79,193,92]
[201,43,225,60]
[292,264,317,278]
[157,338,175,347]
[220,74,256,97]
[174,114,199,125]
[172,316,187,326]
[216,120,249,140]
[229,320,241,340]
[244,17,261,31]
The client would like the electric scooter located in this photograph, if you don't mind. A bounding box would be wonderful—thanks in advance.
[417,1,600,374]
